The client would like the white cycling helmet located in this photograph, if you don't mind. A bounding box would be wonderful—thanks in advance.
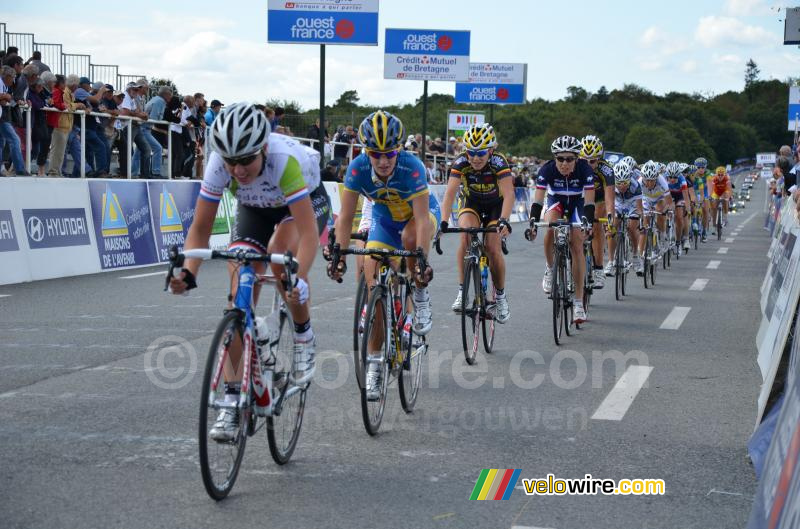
[641,160,660,181]
[665,161,682,177]
[678,162,689,173]
[550,135,582,155]
[621,155,637,169]
[208,102,271,159]
[614,162,633,184]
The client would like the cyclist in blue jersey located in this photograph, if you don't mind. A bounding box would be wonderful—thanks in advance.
[329,110,439,400]
[664,161,694,255]
[528,135,595,324]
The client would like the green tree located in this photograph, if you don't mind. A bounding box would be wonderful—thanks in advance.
[334,89,360,108]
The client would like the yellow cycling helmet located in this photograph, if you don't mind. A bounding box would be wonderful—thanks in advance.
[715,166,726,175]
[580,135,604,159]
[463,123,497,150]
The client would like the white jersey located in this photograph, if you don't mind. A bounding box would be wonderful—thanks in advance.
[639,175,670,206]
[199,133,321,208]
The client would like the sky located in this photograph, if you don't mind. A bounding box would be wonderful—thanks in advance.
[3,0,798,110]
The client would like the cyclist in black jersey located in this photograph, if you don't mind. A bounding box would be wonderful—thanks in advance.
[439,123,514,323]
[580,135,615,289]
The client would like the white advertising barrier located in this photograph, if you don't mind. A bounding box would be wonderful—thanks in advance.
[756,196,800,426]
[0,177,100,285]
[758,152,778,166]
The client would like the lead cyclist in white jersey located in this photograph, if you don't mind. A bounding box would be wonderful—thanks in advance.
[168,102,330,442]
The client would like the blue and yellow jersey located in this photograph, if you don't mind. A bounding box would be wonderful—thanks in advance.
[689,170,708,198]
[344,151,429,222]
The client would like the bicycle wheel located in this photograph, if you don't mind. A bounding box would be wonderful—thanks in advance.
[643,229,651,289]
[717,207,723,240]
[481,262,496,355]
[621,237,628,296]
[360,287,390,436]
[562,254,573,337]
[649,232,657,286]
[399,284,424,413]
[266,300,306,465]
[694,225,699,250]
[580,252,592,325]
[352,274,367,389]
[552,250,564,345]
[461,260,481,365]
[615,235,623,301]
[199,310,249,501]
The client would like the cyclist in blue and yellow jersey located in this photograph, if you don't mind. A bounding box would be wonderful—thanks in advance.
[691,157,711,242]
[607,159,644,275]
[579,135,616,289]
[329,110,440,400]
[528,135,595,324]
[440,123,514,323]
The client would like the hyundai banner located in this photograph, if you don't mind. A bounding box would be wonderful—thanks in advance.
[0,210,19,252]
[384,28,470,81]
[22,208,91,250]
[268,0,379,46]
[454,63,527,105]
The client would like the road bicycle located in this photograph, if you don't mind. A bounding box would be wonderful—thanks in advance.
[642,210,665,289]
[328,238,429,435]
[166,246,306,500]
[434,222,508,364]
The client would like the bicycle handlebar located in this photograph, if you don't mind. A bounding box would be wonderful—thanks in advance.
[434,225,508,255]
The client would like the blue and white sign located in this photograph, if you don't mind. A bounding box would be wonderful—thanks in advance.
[789,86,800,132]
[147,181,200,263]
[455,63,527,105]
[0,210,18,252]
[267,0,379,46]
[22,208,91,250]
[384,28,470,82]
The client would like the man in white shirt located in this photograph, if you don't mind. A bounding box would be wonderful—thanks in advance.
[117,82,151,178]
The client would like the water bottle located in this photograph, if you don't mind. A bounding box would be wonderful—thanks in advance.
[480,256,489,293]
[402,315,412,349]
[393,293,402,320]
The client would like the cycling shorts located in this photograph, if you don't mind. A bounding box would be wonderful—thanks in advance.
[669,191,685,208]
[546,194,584,223]
[231,184,331,252]
[711,191,728,201]
[367,195,441,251]
[458,196,503,227]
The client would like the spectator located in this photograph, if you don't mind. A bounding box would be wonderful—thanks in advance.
[27,78,52,176]
[46,75,68,176]
[117,82,151,178]
[777,152,794,197]
[0,66,27,175]
[321,159,340,182]
[142,85,172,178]
[3,47,19,65]
[430,137,446,154]
[306,118,328,142]
[270,106,284,131]
[262,105,274,123]
[446,136,457,156]
[404,134,418,152]
[191,93,207,177]
[165,93,184,177]
[74,77,110,177]
[333,124,356,165]
[204,99,223,126]
[60,75,89,177]
[424,160,437,183]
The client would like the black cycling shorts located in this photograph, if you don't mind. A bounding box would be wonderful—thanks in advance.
[458,196,503,226]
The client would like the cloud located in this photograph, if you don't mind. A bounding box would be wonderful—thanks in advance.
[695,16,775,47]
[639,26,688,56]
[681,60,698,73]
[723,0,771,16]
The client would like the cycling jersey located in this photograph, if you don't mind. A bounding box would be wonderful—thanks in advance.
[639,175,670,206]
[344,151,440,250]
[689,170,709,199]
[591,158,615,201]
[711,174,731,197]
[449,152,511,204]
[615,179,643,218]
[357,197,373,233]
[200,133,320,208]
[344,151,429,223]
[536,159,595,197]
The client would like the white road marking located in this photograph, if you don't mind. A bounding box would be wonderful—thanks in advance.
[591,365,654,421]
[725,238,735,243]
[707,260,721,269]
[689,279,709,291]
[120,271,164,279]
[0,294,10,298]
[717,247,729,254]
[660,306,691,330]
[511,526,557,529]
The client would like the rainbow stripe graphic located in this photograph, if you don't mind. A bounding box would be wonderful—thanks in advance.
[469,469,521,500]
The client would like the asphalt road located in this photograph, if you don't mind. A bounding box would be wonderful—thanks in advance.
[0,174,769,529]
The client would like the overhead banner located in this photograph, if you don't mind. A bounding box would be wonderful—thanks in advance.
[454,62,527,105]
[448,111,484,131]
[788,86,800,132]
[88,181,158,270]
[785,7,800,45]
[267,0,379,46]
[384,28,470,81]
[147,181,201,262]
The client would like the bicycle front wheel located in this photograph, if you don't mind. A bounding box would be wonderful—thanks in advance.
[352,274,367,388]
[266,300,306,465]
[199,310,249,501]
[360,287,390,436]
[615,236,624,301]
[717,208,723,240]
[643,230,651,289]
[399,285,423,413]
[461,260,481,365]
[552,251,564,345]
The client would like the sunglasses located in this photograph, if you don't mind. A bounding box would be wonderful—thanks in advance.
[367,149,400,160]
[467,149,490,157]
[223,152,259,167]
[556,156,577,163]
